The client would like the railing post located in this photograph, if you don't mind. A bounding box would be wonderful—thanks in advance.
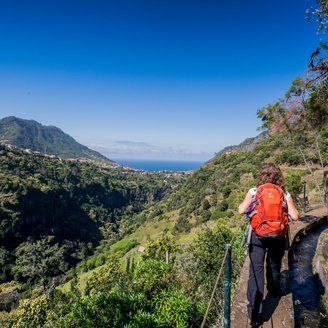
[303,181,307,213]
[223,244,231,328]
[324,171,328,208]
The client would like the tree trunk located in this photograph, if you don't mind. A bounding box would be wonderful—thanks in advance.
[314,133,324,169]
[298,146,323,196]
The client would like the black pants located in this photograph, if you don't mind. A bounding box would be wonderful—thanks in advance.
[247,231,286,321]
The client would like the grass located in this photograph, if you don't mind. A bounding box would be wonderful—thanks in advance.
[58,266,102,293]
[131,217,176,244]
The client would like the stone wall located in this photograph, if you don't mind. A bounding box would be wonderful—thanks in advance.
[314,229,328,296]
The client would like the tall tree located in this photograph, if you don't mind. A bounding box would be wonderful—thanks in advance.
[14,236,66,291]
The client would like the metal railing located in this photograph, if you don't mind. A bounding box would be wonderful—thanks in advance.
[324,170,328,208]
[200,244,231,328]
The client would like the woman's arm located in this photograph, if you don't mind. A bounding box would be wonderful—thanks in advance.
[287,197,299,221]
[238,192,253,215]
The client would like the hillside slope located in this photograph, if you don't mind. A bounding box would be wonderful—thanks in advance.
[44,126,327,328]
[127,127,327,245]
[1,109,327,327]
[217,131,268,155]
[0,126,326,328]
[0,116,115,164]
[0,144,184,284]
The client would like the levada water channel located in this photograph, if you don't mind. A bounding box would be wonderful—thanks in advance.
[289,220,328,328]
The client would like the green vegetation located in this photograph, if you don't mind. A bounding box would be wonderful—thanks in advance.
[0,143,183,293]
[0,226,244,328]
[13,236,66,292]
[18,122,323,327]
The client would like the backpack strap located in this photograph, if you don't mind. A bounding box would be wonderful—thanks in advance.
[245,188,258,218]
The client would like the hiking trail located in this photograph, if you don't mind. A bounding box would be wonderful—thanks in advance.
[231,207,328,328]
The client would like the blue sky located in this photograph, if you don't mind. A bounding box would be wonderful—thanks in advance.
[0,0,320,160]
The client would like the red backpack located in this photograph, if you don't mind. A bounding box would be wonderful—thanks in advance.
[250,183,289,238]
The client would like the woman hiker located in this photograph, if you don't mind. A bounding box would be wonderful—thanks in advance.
[238,163,299,327]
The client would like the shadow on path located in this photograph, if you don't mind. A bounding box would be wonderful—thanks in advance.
[261,269,291,324]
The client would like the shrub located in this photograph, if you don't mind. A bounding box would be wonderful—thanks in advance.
[174,217,192,233]
[217,200,228,212]
[211,209,228,220]
[202,199,211,210]
[110,239,138,257]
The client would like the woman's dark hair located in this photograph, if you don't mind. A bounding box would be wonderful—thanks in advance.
[256,163,285,188]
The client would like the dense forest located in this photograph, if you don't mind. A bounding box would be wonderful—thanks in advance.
[1,1,328,327]
[0,144,184,303]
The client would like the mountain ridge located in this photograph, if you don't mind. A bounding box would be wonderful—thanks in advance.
[217,130,268,155]
[0,116,117,165]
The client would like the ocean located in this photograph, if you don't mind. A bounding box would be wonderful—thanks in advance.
[114,159,205,171]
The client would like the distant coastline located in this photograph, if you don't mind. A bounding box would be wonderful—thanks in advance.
[113,159,205,171]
